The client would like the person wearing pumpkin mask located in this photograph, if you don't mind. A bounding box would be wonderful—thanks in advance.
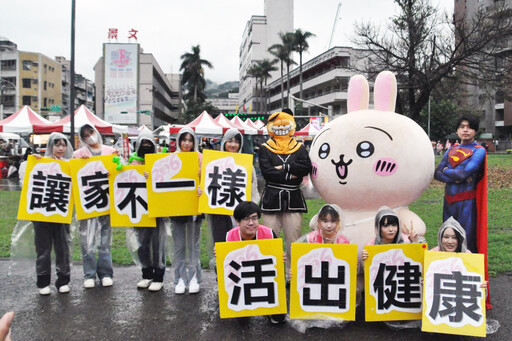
[73,124,119,289]
[258,108,312,274]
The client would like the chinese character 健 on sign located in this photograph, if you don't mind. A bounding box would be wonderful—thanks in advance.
[373,262,422,311]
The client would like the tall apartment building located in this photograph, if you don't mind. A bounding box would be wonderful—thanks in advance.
[0,37,62,119]
[454,0,512,139]
[266,47,366,117]
[239,0,293,113]
[55,56,95,118]
[94,43,180,129]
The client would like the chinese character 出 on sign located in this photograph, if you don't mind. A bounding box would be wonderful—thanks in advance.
[290,243,357,320]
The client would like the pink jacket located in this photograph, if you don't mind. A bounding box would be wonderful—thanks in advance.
[306,230,350,244]
[226,225,274,241]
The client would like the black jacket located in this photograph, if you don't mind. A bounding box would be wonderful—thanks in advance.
[258,144,312,213]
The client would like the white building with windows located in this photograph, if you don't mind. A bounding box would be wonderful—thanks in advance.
[239,0,293,113]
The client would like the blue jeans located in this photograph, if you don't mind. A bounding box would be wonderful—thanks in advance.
[80,216,113,280]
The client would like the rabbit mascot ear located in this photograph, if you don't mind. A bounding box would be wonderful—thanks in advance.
[309,71,434,248]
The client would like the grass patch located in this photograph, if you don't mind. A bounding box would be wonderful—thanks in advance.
[2,159,512,275]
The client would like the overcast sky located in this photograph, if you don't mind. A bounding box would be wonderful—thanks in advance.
[1,0,453,84]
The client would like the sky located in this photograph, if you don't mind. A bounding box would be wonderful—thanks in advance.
[1,0,453,84]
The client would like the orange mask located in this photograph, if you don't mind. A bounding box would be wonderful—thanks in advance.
[263,111,301,154]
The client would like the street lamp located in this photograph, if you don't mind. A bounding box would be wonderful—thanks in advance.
[0,78,17,120]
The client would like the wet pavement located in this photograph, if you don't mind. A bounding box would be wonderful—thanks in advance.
[0,260,510,340]
[0,178,21,191]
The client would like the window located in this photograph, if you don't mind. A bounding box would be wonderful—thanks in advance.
[44,81,47,90]
[32,96,38,102]
[22,96,31,105]
[22,61,32,71]
[44,98,47,107]
[32,79,38,85]
[22,78,31,88]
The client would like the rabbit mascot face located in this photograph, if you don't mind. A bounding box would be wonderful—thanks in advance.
[309,71,434,248]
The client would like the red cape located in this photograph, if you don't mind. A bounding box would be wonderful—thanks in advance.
[475,146,491,310]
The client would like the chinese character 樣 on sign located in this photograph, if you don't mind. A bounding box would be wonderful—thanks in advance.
[215,239,287,318]
[290,243,358,320]
[422,251,486,338]
[199,150,253,215]
[364,243,427,321]
[18,155,73,224]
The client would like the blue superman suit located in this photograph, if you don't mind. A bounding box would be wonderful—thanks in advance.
[434,142,486,252]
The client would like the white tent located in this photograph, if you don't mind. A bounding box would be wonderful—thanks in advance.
[0,106,51,133]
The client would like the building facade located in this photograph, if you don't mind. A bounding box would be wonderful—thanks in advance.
[94,44,181,129]
[266,46,366,118]
[55,56,95,119]
[454,0,512,139]
[206,93,239,115]
[238,0,293,113]
[0,37,62,119]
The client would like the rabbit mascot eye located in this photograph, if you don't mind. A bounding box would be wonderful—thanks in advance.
[309,71,434,252]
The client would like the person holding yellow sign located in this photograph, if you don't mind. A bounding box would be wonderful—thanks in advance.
[73,124,118,289]
[32,133,74,295]
[296,204,349,245]
[207,128,260,245]
[130,130,168,292]
[171,127,203,295]
[362,206,420,259]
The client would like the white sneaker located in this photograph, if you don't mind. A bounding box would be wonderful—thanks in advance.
[148,282,164,292]
[38,286,51,295]
[58,285,70,294]
[175,278,186,294]
[188,277,200,294]
[137,279,152,289]
[83,279,95,289]
[101,277,113,287]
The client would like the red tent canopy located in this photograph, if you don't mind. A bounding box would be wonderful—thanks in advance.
[295,122,322,136]
[0,106,51,133]
[214,114,244,134]
[33,105,127,134]
[171,111,226,135]
[230,116,257,135]
[244,118,265,135]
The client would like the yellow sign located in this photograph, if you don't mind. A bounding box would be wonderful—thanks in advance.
[290,243,358,320]
[364,243,427,321]
[146,152,200,217]
[421,251,486,338]
[199,150,253,215]
[109,165,156,227]
[17,155,74,224]
[215,238,287,318]
[70,155,113,220]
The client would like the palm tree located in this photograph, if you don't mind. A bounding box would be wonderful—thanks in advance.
[268,35,295,108]
[256,59,277,114]
[246,63,262,112]
[179,45,213,103]
[293,29,315,100]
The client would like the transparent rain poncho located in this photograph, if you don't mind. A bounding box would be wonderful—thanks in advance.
[74,124,117,280]
[124,130,169,278]
[10,133,75,286]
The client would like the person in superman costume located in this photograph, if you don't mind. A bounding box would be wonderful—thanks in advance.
[434,114,491,309]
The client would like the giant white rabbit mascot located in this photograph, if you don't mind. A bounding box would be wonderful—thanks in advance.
[309,71,434,255]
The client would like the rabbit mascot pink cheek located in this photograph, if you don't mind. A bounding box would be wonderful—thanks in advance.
[309,71,434,258]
